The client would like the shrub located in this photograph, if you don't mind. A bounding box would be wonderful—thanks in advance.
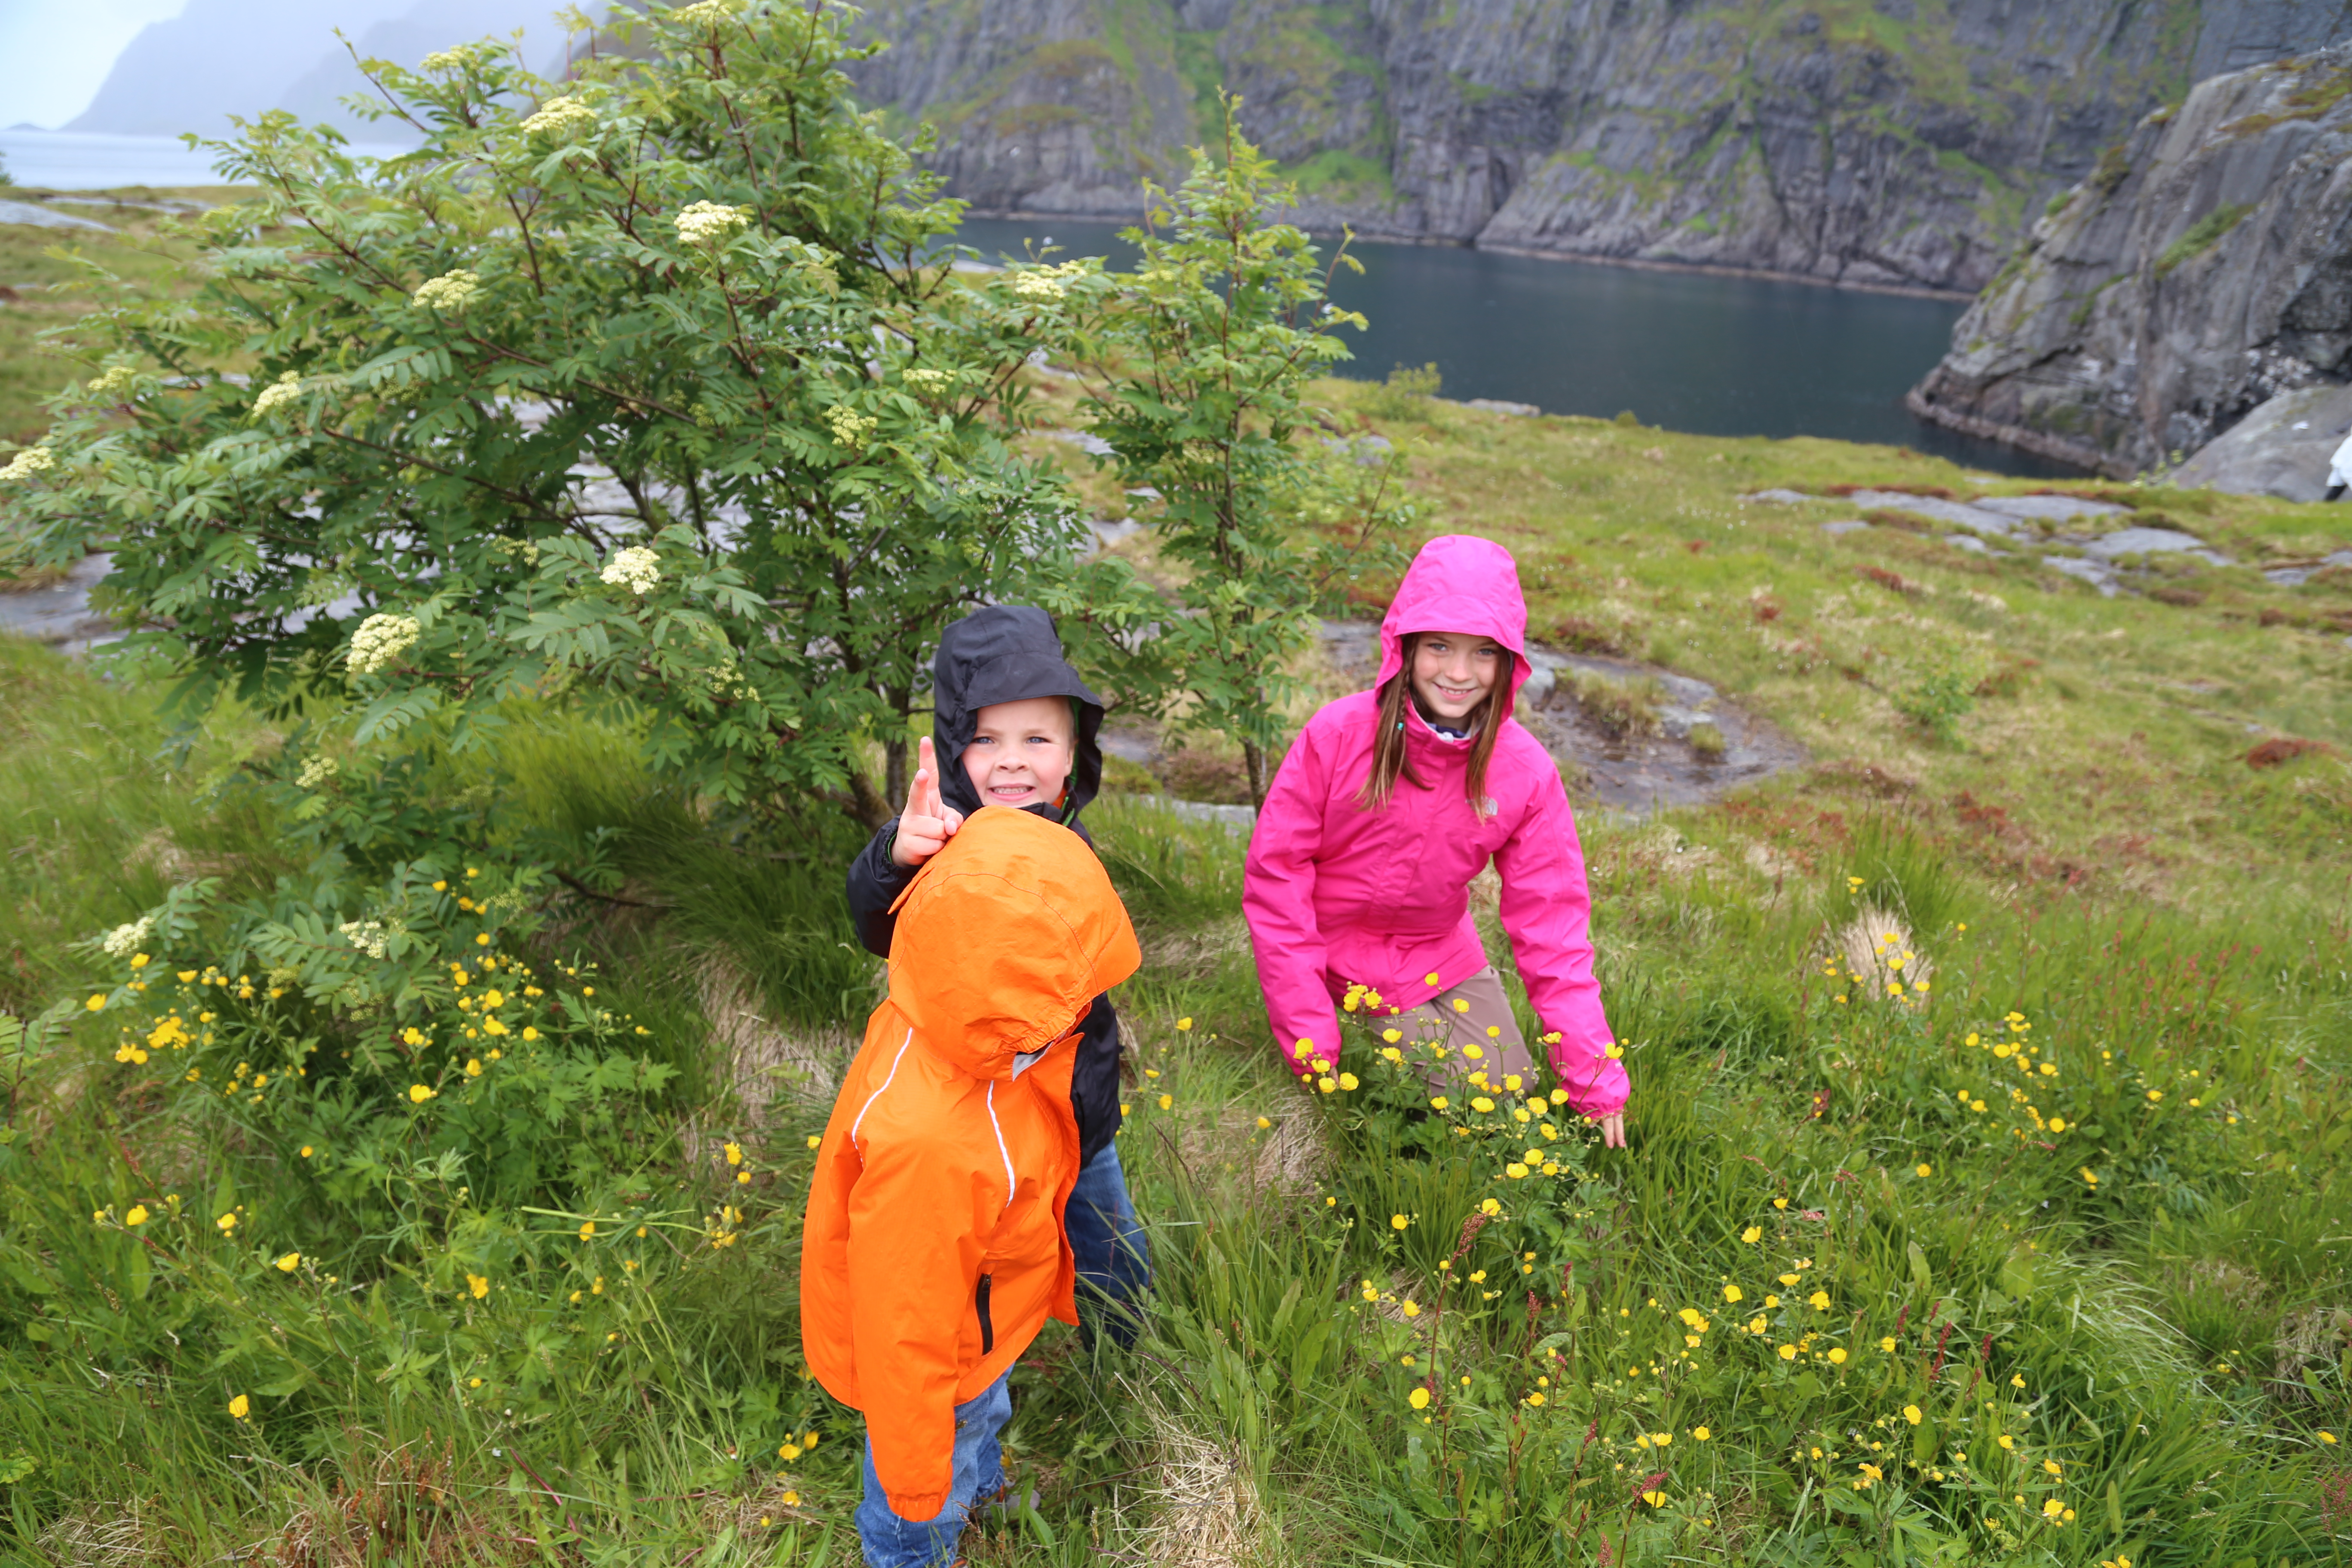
[1892,667,1975,744]
[1360,361,1443,422]
[6,0,1133,825]
[1080,104,1409,805]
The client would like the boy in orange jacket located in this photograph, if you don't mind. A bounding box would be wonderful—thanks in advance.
[802,806,1142,1566]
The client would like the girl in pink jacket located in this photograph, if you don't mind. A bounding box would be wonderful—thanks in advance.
[1242,534,1629,1143]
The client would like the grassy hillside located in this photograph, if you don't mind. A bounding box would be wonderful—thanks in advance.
[0,193,233,454]
[1,362,2349,1561]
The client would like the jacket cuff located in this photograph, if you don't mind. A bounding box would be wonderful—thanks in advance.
[885,1487,949,1522]
[1551,1055,1629,1118]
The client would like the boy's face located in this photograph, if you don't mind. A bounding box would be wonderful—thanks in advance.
[961,696,1074,810]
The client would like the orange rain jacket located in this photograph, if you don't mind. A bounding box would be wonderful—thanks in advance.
[800,806,1142,1520]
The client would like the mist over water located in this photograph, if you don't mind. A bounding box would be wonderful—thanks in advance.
[955,216,2074,478]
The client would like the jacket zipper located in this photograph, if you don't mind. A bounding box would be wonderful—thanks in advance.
[975,1273,995,1355]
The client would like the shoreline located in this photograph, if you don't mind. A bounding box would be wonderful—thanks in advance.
[955,206,1980,303]
[1902,390,2125,478]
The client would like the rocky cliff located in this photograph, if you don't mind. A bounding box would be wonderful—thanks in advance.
[1908,46,2352,475]
[846,0,2352,294]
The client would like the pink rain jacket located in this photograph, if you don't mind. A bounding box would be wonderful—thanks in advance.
[1242,535,1629,1116]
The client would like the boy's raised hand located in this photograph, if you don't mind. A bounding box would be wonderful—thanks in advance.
[889,736,965,868]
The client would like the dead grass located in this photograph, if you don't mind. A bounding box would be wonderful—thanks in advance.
[1831,906,1934,999]
[1133,1399,1271,1568]
[1168,1105,1329,1198]
[689,956,856,1144]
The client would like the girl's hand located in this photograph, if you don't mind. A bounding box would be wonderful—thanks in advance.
[1590,1111,1626,1149]
[890,736,965,867]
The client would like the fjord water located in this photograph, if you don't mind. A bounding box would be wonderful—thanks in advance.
[956,217,2071,477]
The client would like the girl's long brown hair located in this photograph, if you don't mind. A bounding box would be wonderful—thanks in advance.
[1356,631,1508,814]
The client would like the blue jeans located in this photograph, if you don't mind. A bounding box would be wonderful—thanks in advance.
[856,1370,1011,1568]
[1066,1141,1152,1348]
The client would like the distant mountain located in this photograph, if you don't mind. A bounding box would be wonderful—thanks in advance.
[67,0,416,138]
[69,0,599,142]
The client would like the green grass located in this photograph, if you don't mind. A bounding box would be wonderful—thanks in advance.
[0,190,233,450]
[3,371,2351,1562]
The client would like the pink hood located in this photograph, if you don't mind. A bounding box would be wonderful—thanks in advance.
[1241,535,1629,1118]
[1377,534,1536,711]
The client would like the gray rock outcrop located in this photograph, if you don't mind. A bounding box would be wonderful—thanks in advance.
[1908,46,2352,475]
[2168,381,2352,498]
[847,0,2352,294]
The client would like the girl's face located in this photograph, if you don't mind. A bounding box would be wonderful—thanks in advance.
[1410,631,1505,726]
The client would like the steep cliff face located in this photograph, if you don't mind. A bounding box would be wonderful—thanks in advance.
[845,0,2352,293]
[1908,46,2352,474]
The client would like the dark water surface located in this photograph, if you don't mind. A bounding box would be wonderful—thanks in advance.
[954,217,2073,478]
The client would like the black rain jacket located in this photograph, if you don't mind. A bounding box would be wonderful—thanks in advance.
[844,606,1124,1165]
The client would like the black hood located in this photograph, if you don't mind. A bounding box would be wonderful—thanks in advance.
[931,606,1104,826]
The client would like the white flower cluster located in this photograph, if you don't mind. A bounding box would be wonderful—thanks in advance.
[670,0,745,27]
[825,405,876,451]
[493,535,542,565]
[521,97,597,137]
[86,364,138,399]
[296,754,340,789]
[413,269,484,312]
[420,44,484,72]
[101,915,156,959]
[1010,261,1089,303]
[601,545,662,595]
[904,367,951,390]
[675,200,752,246]
[250,371,304,418]
[338,919,389,960]
[0,445,55,483]
[705,649,752,701]
[349,612,422,675]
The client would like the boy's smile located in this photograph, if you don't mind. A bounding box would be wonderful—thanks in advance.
[962,696,1075,810]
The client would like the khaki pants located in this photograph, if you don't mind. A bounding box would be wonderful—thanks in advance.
[1387,966,1537,1093]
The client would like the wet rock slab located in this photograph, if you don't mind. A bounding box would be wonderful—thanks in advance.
[1317,621,1806,816]
[0,554,118,653]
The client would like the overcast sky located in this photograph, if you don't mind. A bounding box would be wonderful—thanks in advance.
[0,0,192,129]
